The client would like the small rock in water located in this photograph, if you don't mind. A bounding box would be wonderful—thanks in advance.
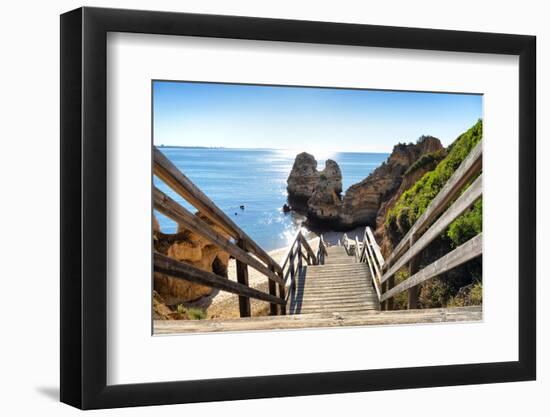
[282,203,291,213]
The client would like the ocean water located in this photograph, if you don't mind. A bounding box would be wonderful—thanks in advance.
[154,148,388,251]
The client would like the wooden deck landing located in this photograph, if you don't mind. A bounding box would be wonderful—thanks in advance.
[154,306,482,334]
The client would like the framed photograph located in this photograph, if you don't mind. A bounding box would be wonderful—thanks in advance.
[60,6,536,409]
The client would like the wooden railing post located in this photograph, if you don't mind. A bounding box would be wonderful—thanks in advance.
[407,235,419,309]
[297,237,303,272]
[268,265,278,316]
[289,243,296,293]
[236,239,251,317]
[386,276,395,310]
[276,267,286,316]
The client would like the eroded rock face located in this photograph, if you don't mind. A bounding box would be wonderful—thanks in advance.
[307,160,343,224]
[153,214,230,305]
[339,136,443,228]
[286,152,343,219]
[374,146,447,256]
[285,136,443,231]
[286,152,321,209]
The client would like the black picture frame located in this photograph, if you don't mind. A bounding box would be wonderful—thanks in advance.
[60,6,536,410]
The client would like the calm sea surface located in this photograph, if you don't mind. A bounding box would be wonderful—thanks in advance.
[154,148,388,251]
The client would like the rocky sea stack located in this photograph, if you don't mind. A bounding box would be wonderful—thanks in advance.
[286,152,343,216]
[286,136,444,231]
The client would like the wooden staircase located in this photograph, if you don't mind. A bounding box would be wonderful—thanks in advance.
[289,246,380,315]
[152,142,484,334]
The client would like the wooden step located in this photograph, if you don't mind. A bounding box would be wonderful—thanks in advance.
[300,285,374,293]
[305,271,370,281]
[300,294,375,300]
[289,253,380,314]
[296,291,372,296]
[307,265,367,271]
[324,259,355,265]
[298,276,370,282]
[308,272,366,277]
[308,267,368,272]
[307,267,368,274]
[298,284,370,291]
[299,307,379,314]
[300,300,378,308]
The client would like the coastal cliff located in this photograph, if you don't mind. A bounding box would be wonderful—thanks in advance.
[153,213,230,319]
[381,120,483,308]
[339,136,443,228]
[286,136,443,230]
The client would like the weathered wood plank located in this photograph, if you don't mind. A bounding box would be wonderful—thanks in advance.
[306,275,369,282]
[298,301,379,308]
[360,239,382,301]
[301,293,376,300]
[366,226,385,267]
[154,187,284,287]
[235,239,251,317]
[364,234,382,280]
[268,265,278,316]
[299,233,318,265]
[384,142,482,270]
[277,269,286,316]
[310,269,368,275]
[299,290,373,297]
[281,237,298,271]
[303,281,374,288]
[308,266,369,273]
[308,264,368,269]
[154,253,284,305]
[154,306,482,334]
[407,234,419,309]
[154,147,283,274]
[381,233,483,302]
[381,174,482,283]
[296,282,371,289]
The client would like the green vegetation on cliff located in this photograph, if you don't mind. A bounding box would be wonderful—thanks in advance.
[384,120,483,308]
[386,119,483,245]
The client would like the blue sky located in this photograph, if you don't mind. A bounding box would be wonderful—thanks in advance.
[153,81,482,153]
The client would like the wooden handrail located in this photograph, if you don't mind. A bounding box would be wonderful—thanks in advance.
[380,233,482,302]
[281,238,299,272]
[155,253,284,305]
[361,228,382,300]
[380,174,482,284]
[348,144,482,309]
[365,227,384,268]
[364,231,382,285]
[299,233,318,265]
[153,187,284,287]
[384,142,482,271]
[154,147,283,275]
[318,235,328,264]
[280,230,326,305]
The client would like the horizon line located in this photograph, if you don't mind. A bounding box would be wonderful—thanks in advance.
[154,144,392,155]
